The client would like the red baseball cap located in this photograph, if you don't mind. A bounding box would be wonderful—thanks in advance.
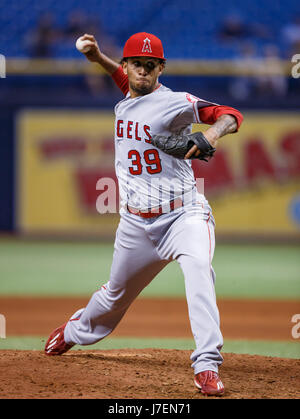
[123,32,165,60]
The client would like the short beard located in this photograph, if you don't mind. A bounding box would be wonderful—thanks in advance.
[130,81,154,96]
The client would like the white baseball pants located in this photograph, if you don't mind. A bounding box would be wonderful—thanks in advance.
[64,203,223,374]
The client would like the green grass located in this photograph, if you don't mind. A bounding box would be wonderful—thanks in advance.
[213,244,300,299]
[0,336,299,359]
[0,239,299,299]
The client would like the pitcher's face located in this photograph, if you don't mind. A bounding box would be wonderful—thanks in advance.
[122,57,164,97]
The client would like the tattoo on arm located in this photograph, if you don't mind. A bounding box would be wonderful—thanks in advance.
[188,114,238,158]
[203,114,238,145]
[211,114,237,139]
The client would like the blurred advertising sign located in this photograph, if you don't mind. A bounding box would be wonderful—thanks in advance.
[16,110,300,239]
[16,110,119,238]
[192,112,300,238]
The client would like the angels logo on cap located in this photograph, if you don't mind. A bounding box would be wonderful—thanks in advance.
[123,32,165,60]
[142,37,152,53]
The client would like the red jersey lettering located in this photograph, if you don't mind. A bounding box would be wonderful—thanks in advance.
[144,125,152,143]
[127,121,133,139]
[117,120,124,138]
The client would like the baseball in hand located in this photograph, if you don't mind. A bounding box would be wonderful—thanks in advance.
[76,37,92,53]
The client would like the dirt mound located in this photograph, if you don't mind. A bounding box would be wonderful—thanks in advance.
[0,350,299,399]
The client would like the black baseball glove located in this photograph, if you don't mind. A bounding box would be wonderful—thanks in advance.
[150,131,216,161]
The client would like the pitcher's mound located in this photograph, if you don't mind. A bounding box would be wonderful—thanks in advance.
[0,349,299,399]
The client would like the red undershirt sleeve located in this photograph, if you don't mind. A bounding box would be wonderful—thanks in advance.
[111,65,129,96]
[198,105,243,131]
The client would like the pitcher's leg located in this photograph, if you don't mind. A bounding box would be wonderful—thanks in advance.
[65,215,167,346]
[65,257,166,345]
[165,211,223,374]
[178,252,223,374]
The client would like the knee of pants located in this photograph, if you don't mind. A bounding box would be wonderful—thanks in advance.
[178,254,211,275]
[97,285,135,313]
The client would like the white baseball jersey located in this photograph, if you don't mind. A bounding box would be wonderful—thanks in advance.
[114,84,216,210]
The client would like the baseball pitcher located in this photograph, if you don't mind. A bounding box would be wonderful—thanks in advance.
[45,32,243,396]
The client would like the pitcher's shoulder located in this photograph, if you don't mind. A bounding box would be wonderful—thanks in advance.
[114,93,131,114]
[158,86,197,103]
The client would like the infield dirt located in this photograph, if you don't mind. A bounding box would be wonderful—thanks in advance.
[0,296,299,341]
[0,296,299,399]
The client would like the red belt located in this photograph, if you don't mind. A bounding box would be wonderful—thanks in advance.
[127,198,183,219]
